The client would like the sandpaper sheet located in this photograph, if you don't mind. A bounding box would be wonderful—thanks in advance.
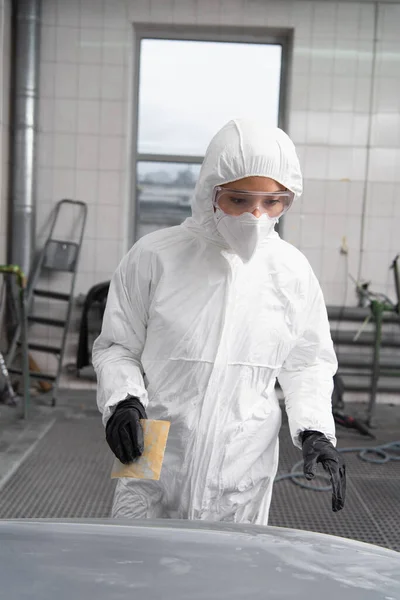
[111,419,170,481]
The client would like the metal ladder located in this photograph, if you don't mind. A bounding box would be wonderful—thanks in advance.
[7,199,87,406]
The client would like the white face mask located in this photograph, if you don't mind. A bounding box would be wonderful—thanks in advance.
[214,208,278,262]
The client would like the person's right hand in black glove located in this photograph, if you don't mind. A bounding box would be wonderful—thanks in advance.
[300,430,346,512]
[105,396,147,464]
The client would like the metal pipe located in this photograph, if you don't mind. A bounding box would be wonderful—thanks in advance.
[8,0,41,276]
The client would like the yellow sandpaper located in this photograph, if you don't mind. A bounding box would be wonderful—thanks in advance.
[111,419,170,481]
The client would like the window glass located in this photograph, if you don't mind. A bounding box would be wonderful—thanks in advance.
[137,161,201,237]
[138,39,282,156]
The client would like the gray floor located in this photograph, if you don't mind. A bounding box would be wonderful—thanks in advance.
[0,391,399,551]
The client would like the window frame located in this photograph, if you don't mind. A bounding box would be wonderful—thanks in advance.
[128,23,293,246]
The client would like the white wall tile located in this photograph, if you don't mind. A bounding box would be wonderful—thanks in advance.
[368,148,399,183]
[84,205,97,239]
[303,146,329,180]
[289,110,307,145]
[39,98,55,133]
[356,40,374,78]
[292,43,311,77]
[328,114,354,146]
[79,28,103,64]
[290,74,309,112]
[104,0,128,28]
[41,0,57,25]
[336,3,363,40]
[99,136,124,170]
[323,214,348,250]
[308,74,333,111]
[78,64,102,99]
[75,169,99,205]
[40,62,56,98]
[305,112,330,145]
[365,182,394,217]
[100,101,125,136]
[310,39,335,75]
[282,213,301,247]
[334,42,359,78]
[53,134,76,168]
[300,214,324,248]
[301,180,326,215]
[352,114,369,147]
[56,0,80,26]
[347,182,364,216]
[79,238,96,273]
[365,217,391,252]
[289,1,314,38]
[77,100,101,134]
[378,4,400,43]
[129,0,151,21]
[218,0,244,26]
[344,216,362,251]
[98,171,122,205]
[149,0,174,23]
[41,25,57,62]
[96,204,122,239]
[331,76,356,112]
[100,65,126,100]
[311,2,337,39]
[52,168,75,199]
[375,41,400,79]
[354,76,373,113]
[327,147,367,182]
[325,181,349,215]
[76,135,99,170]
[37,133,55,168]
[195,0,221,25]
[301,247,323,280]
[102,28,127,65]
[94,239,122,273]
[371,114,400,148]
[393,194,400,218]
[36,167,54,203]
[79,0,105,29]
[54,99,77,133]
[358,4,375,41]
[374,77,400,113]
[55,63,79,99]
[361,250,393,286]
[56,26,80,63]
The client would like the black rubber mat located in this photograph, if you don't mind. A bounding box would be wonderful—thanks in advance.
[0,403,399,552]
[0,417,115,518]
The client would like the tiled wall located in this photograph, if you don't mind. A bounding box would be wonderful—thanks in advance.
[32,0,400,385]
[0,0,11,266]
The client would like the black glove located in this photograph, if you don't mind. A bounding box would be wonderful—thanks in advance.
[106,396,147,464]
[300,430,346,512]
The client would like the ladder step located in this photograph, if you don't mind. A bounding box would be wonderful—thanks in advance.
[28,316,66,328]
[8,368,56,382]
[33,289,71,301]
[17,341,62,355]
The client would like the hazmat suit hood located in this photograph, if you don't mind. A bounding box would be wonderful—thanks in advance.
[184,118,303,244]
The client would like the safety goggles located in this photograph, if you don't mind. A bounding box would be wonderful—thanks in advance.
[212,186,294,218]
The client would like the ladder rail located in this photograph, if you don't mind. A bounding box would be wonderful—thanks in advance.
[51,201,88,405]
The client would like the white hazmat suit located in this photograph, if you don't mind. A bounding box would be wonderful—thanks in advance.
[93,119,337,524]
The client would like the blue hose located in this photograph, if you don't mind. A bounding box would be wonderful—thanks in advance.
[274,441,400,492]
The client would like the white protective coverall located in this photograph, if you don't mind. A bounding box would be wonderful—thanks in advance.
[93,118,337,524]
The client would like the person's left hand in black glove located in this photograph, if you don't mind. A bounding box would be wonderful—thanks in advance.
[300,430,346,512]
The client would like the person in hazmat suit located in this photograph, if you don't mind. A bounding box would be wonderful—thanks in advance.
[93,118,346,522]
